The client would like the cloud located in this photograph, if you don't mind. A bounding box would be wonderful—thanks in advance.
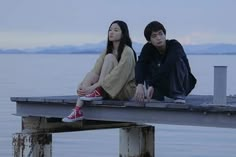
[177,32,235,45]
[1,0,236,48]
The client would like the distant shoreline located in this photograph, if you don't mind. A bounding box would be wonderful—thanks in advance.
[0,52,236,55]
[1,42,236,55]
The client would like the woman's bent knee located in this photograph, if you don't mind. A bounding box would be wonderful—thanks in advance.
[104,54,118,66]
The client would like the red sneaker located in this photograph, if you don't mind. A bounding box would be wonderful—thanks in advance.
[80,87,103,101]
[62,106,83,122]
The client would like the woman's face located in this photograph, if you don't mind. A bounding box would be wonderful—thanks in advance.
[108,23,122,42]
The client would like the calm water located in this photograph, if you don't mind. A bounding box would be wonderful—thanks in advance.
[0,54,236,157]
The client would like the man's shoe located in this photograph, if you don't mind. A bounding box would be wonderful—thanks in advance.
[80,87,103,101]
[62,106,83,122]
[174,99,186,104]
[156,95,164,101]
[152,89,165,101]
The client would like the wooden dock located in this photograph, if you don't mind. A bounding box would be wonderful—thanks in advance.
[11,95,236,157]
[11,95,236,128]
[10,66,236,157]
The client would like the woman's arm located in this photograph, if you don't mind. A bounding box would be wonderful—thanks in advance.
[77,51,106,95]
[79,71,99,88]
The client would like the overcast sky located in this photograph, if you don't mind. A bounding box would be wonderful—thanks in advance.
[1,0,236,49]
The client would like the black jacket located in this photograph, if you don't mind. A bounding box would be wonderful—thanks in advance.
[135,39,196,94]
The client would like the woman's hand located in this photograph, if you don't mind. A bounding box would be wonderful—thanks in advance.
[77,83,85,96]
[77,82,100,96]
[77,86,96,96]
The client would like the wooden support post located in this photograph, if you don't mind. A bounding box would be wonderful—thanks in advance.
[12,133,52,157]
[119,125,154,157]
[12,117,52,157]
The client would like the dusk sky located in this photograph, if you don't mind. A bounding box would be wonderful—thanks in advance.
[1,0,236,49]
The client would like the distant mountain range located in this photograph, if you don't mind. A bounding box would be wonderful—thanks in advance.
[1,41,236,55]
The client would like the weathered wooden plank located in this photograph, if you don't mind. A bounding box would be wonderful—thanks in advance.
[11,94,236,105]
[21,117,137,133]
[85,100,126,106]
[124,101,145,107]
[9,94,209,103]
[146,101,190,109]
[11,97,28,102]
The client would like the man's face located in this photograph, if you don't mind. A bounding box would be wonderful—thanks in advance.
[150,30,166,48]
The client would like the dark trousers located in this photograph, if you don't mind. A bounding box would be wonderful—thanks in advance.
[152,59,194,100]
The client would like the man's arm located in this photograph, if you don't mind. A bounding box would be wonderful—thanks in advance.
[135,44,150,85]
[135,43,152,101]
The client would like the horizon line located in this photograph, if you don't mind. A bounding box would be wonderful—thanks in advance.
[1,41,236,50]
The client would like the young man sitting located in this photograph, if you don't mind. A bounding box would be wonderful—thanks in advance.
[134,21,197,103]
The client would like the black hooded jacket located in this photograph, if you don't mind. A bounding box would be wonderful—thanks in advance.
[135,39,196,95]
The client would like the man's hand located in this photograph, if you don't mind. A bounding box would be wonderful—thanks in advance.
[146,86,154,102]
[134,84,145,102]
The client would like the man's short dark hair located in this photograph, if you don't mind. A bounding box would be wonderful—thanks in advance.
[144,21,166,41]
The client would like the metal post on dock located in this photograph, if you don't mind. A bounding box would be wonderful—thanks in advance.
[213,66,227,104]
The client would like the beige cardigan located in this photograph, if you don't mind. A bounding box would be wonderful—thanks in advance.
[91,46,136,100]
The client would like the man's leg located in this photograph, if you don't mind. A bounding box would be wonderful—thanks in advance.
[169,59,189,101]
[152,87,165,101]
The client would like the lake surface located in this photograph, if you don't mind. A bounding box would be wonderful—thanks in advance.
[0,54,236,157]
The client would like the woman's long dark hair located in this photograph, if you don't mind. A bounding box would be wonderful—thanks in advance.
[106,20,137,62]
